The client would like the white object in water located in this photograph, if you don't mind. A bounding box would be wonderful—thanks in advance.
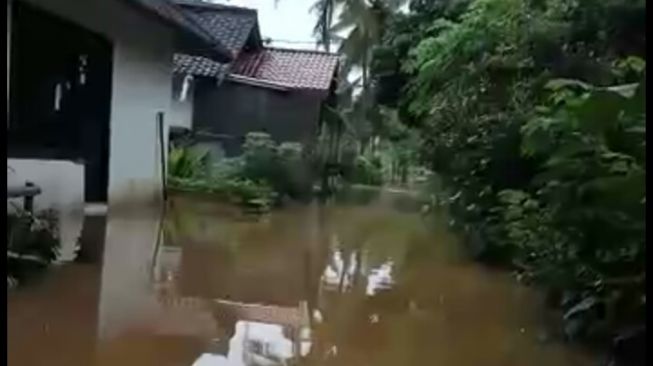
[191,353,229,366]
[312,309,323,324]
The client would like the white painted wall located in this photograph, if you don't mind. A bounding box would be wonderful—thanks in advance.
[96,209,162,339]
[170,74,194,129]
[8,159,84,262]
[17,0,176,209]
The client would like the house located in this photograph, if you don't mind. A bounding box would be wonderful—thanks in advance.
[169,0,339,157]
[169,0,261,135]
[6,0,233,259]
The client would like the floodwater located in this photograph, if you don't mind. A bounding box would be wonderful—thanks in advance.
[7,189,598,366]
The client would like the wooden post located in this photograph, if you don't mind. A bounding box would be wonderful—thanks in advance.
[7,0,12,128]
[23,181,35,212]
[157,112,167,202]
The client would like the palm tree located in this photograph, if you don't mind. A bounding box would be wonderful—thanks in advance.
[329,0,406,152]
[310,0,338,52]
[305,1,406,165]
[310,0,406,76]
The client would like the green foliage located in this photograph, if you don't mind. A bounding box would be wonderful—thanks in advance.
[374,0,645,345]
[278,142,313,198]
[7,208,60,286]
[242,133,313,200]
[502,81,645,340]
[309,0,337,51]
[169,132,314,207]
[168,175,276,210]
[168,146,210,179]
[349,154,384,185]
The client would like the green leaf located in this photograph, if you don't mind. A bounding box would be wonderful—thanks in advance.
[603,83,639,98]
[545,78,592,91]
[564,296,598,320]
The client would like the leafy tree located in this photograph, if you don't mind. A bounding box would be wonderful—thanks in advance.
[372,0,646,347]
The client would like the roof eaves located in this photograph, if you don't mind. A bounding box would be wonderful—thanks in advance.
[173,53,231,79]
[173,0,261,55]
[227,74,292,92]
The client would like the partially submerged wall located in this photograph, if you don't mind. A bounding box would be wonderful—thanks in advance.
[7,159,84,261]
[14,0,176,209]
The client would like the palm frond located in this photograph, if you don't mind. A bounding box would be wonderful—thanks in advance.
[310,0,339,50]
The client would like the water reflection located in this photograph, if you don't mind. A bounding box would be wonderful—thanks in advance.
[8,190,598,366]
[320,249,395,296]
[193,321,299,366]
[366,261,394,296]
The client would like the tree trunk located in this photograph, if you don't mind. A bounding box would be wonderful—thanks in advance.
[360,37,370,156]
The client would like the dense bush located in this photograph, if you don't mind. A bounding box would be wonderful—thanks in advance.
[371,0,645,347]
[168,132,314,208]
[497,79,645,339]
[348,155,384,186]
[242,133,314,200]
[168,142,275,209]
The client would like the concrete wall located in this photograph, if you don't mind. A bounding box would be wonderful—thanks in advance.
[96,209,162,340]
[7,159,84,262]
[15,0,176,209]
[170,74,194,129]
[193,79,323,156]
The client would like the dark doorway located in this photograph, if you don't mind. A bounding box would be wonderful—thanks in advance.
[8,1,113,202]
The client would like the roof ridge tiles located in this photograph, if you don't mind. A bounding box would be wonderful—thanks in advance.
[173,0,257,14]
[263,46,339,57]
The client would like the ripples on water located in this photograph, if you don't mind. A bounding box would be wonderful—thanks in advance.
[8,188,597,366]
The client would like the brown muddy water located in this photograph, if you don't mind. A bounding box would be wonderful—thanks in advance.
[8,189,598,366]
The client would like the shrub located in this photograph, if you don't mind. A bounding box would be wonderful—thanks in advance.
[241,132,313,200]
[349,155,384,186]
[168,132,313,207]
[7,208,60,286]
[382,0,645,347]
[168,146,210,179]
[168,176,276,208]
[242,132,278,183]
[499,78,646,340]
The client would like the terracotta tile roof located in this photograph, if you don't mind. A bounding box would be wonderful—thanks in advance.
[174,54,230,78]
[123,0,232,62]
[231,48,340,91]
[173,0,260,54]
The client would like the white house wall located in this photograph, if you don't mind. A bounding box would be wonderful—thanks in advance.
[96,209,162,340]
[7,159,84,262]
[18,0,176,209]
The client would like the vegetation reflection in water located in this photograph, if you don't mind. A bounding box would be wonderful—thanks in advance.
[157,189,597,366]
[7,188,597,366]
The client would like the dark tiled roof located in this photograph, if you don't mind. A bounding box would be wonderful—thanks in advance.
[174,54,230,78]
[122,0,233,62]
[231,48,339,91]
[173,0,260,54]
